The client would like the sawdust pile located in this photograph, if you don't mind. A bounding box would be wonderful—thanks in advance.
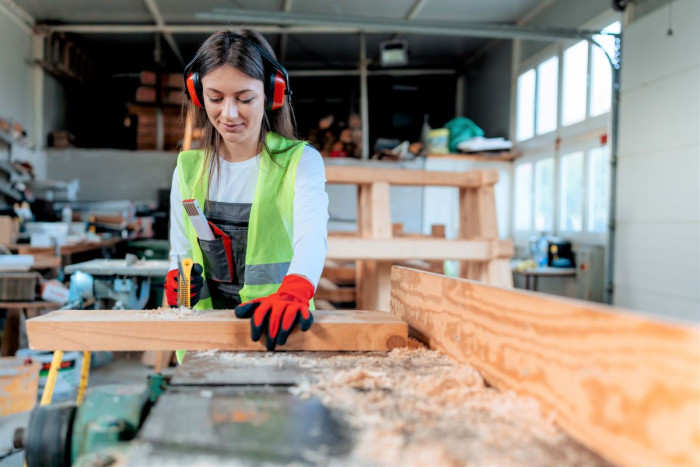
[207,349,611,467]
[139,307,202,320]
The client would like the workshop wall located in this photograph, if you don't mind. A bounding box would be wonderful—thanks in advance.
[0,12,33,143]
[0,12,52,179]
[614,0,700,321]
[463,41,513,140]
[46,149,176,203]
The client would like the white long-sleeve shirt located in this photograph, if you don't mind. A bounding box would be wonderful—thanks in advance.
[169,145,329,288]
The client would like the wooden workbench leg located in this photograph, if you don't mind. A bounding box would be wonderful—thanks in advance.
[458,187,482,280]
[375,262,393,312]
[356,182,391,311]
[154,351,174,372]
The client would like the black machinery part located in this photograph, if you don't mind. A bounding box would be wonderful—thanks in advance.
[23,402,77,467]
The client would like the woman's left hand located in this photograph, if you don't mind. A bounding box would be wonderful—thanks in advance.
[234,275,314,351]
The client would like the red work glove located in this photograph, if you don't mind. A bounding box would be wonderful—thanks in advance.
[165,264,204,307]
[234,274,314,351]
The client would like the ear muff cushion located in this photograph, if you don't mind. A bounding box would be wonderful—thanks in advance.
[186,71,204,108]
[270,71,287,111]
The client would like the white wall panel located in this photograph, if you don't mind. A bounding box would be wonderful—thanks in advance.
[615,222,699,300]
[614,285,699,323]
[616,145,700,222]
[614,0,700,321]
[620,0,700,91]
[618,68,700,157]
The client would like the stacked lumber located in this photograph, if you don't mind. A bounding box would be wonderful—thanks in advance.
[129,71,185,150]
[316,259,357,310]
[127,104,181,151]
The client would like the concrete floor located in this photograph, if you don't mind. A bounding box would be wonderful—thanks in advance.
[0,351,154,466]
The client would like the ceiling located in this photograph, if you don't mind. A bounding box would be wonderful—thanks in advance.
[11,0,556,74]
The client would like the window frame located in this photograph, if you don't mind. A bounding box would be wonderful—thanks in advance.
[509,12,620,247]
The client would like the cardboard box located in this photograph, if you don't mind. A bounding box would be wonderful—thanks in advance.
[140,70,156,85]
[135,86,157,103]
[0,216,17,245]
[163,73,183,89]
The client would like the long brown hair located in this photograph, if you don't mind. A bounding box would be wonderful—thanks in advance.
[183,29,299,189]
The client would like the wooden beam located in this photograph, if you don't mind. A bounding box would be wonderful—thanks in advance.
[390,267,700,467]
[27,309,407,352]
[321,265,356,285]
[312,299,336,310]
[328,237,502,260]
[316,278,356,302]
[325,166,497,188]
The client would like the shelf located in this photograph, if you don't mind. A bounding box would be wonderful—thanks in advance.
[427,151,520,162]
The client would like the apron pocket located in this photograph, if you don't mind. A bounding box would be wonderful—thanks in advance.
[197,222,235,283]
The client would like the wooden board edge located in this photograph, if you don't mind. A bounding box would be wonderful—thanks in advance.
[390,266,700,467]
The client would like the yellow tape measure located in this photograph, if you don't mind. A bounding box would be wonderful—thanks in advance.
[179,258,194,308]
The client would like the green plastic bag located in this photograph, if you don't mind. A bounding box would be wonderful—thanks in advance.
[444,117,484,153]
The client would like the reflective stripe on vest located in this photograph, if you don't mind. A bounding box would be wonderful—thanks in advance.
[244,262,291,286]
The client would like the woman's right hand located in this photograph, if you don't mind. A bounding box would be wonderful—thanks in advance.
[165,264,204,307]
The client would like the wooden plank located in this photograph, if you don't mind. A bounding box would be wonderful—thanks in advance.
[390,266,700,467]
[321,265,356,285]
[328,237,492,260]
[369,181,392,238]
[368,182,392,311]
[315,288,356,302]
[27,309,407,352]
[356,183,374,309]
[316,278,356,302]
[426,151,521,162]
[313,299,336,310]
[325,166,493,188]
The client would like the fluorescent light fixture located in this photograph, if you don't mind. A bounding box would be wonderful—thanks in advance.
[380,40,408,67]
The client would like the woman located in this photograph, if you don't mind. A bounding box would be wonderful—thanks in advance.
[165,30,329,357]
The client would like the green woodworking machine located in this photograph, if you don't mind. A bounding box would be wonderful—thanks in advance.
[14,352,354,466]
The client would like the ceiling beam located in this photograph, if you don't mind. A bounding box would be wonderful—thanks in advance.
[45,11,612,42]
[0,0,34,34]
[405,0,429,20]
[143,0,184,65]
[288,68,455,77]
[194,8,608,41]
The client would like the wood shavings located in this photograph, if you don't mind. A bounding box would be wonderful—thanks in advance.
[196,348,611,466]
[138,307,203,320]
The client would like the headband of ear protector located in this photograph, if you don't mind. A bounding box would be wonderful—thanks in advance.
[183,33,291,111]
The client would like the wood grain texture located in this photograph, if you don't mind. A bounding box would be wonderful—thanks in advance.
[390,266,700,467]
[27,309,407,352]
[327,237,493,260]
[325,165,495,187]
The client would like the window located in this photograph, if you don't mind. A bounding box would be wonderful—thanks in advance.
[562,41,589,126]
[536,57,558,135]
[588,147,610,232]
[590,21,621,117]
[559,151,584,231]
[516,69,536,141]
[514,163,533,230]
[534,158,555,231]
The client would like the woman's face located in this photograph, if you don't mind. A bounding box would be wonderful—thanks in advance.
[201,64,265,158]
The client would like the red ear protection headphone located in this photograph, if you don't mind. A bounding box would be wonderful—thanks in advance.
[183,33,291,111]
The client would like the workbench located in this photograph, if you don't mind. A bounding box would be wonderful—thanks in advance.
[10,238,123,267]
[512,265,576,291]
[19,267,699,466]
